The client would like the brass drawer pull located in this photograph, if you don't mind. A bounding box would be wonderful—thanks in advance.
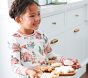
[75,14,79,17]
[50,39,58,44]
[74,28,80,33]
[52,22,56,25]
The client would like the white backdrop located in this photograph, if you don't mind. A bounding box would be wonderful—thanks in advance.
[0,0,19,78]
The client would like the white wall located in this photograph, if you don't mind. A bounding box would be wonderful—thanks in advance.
[0,0,19,78]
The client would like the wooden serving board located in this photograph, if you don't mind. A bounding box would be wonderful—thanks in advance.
[59,71,76,76]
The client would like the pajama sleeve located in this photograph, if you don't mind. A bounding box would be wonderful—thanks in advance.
[42,34,81,68]
[43,34,58,60]
[8,36,29,76]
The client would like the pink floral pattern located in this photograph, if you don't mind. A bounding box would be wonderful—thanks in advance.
[11,57,19,64]
[21,52,36,63]
[12,43,20,52]
[13,33,21,37]
[8,30,56,76]
[35,32,42,39]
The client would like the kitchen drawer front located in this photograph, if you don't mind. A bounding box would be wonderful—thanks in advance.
[39,13,65,38]
[85,23,88,60]
[87,5,88,14]
[50,23,86,63]
[66,7,85,29]
[87,5,88,19]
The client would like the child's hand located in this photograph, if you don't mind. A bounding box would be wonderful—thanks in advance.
[71,59,81,69]
[48,60,57,65]
[60,57,81,69]
[26,69,39,78]
[33,65,42,73]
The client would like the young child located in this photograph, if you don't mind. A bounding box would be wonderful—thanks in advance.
[8,0,80,78]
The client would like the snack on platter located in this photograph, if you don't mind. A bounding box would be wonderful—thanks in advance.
[40,73,59,78]
[61,58,81,69]
[63,59,74,66]
[51,62,62,67]
[40,73,53,78]
[53,66,76,76]
[48,60,57,64]
[40,65,55,72]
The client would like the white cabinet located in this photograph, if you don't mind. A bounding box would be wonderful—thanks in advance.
[40,2,88,76]
[51,24,86,64]
[87,5,88,19]
[85,24,88,60]
[65,6,86,29]
[39,13,65,39]
[40,5,87,60]
[85,4,88,62]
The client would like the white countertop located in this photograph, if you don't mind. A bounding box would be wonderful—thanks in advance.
[40,0,88,18]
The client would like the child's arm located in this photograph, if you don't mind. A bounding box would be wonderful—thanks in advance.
[44,44,80,69]
[43,41,80,68]
[43,34,80,68]
[59,57,81,69]
[44,42,58,61]
[8,36,38,77]
[43,34,61,62]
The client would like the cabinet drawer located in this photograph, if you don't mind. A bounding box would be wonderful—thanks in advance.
[39,13,65,38]
[50,24,86,63]
[87,5,88,14]
[66,7,85,29]
[87,5,88,19]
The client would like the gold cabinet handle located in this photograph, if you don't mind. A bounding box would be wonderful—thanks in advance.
[75,14,79,17]
[74,28,80,33]
[50,39,58,44]
[52,22,56,25]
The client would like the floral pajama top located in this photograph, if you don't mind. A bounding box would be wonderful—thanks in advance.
[8,30,57,77]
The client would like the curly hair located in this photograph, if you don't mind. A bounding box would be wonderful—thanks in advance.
[9,0,39,19]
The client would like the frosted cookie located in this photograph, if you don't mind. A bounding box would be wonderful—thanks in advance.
[40,73,59,78]
[51,62,62,67]
[40,66,54,72]
[40,73,53,78]
[63,59,74,66]
[54,66,76,76]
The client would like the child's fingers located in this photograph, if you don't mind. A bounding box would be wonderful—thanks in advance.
[72,64,81,69]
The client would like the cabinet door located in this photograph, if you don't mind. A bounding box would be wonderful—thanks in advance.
[85,5,88,62]
[39,13,65,39]
[65,6,86,29]
[51,23,86,64]
[87,5,88,19]
[85,22,88,62]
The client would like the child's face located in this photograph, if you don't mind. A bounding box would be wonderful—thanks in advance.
[18,3,41,30]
